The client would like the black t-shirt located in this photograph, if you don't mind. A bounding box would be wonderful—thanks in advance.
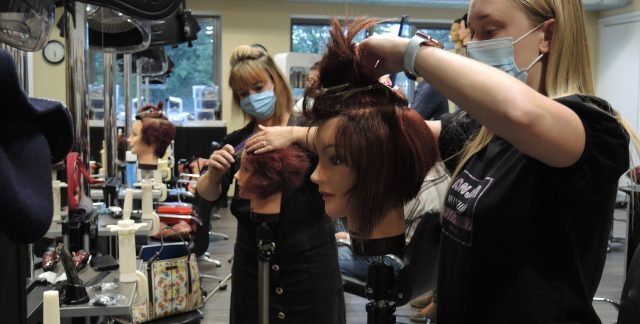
[437,95,629,324]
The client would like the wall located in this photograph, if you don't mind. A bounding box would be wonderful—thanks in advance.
[187,0,466,133]
[32,1,464,134]
[600,0,640,17]
[31,1,609,135]
[32,8,66,103]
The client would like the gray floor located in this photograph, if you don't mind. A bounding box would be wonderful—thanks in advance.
[197,206,629,323]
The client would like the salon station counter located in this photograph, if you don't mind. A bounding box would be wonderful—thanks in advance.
[26,260,142,321]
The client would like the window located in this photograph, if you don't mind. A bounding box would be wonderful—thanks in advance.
[291,18,453,104]
[88,16,222,124]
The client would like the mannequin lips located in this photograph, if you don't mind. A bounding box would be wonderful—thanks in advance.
[320,191,335,200]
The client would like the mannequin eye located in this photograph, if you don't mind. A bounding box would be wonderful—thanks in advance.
[330,156,343,166]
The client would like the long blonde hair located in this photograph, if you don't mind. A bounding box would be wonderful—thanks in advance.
[228,45,293,125]
[450,0,640,184]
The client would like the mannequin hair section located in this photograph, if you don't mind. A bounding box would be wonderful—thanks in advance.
[306,17,438,237]
[243,145,310,199]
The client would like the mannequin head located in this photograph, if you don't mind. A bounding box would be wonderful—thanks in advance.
[305,18,438,238]
[234,145,309,200]
[128,102,176,165]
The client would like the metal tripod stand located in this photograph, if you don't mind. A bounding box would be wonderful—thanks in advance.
[252,212,280,324]
[353,234,406,324]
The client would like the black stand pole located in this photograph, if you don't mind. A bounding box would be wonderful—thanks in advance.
[365,256,397,324]
[252,212,279,324]
[352,234,405,324]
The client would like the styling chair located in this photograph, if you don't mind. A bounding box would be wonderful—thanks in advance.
[592,241,640,324]
[340,210,441,323]
[617,243,640,324]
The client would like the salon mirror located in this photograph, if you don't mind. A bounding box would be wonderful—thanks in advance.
[0,0,54,52]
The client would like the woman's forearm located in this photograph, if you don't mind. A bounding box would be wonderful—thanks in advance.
[196,169,222,202]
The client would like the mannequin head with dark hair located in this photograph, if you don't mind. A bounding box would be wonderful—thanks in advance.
[128,101,176,165]
[234,145,309,214]
[305,18,438,239]
[234,145,309,200]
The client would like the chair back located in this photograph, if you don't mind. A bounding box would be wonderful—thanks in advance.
[395,210,441,305]
[618,244,640,323]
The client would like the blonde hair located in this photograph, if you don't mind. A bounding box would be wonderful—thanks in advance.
[449,0,640,185]
[228,45,293,124]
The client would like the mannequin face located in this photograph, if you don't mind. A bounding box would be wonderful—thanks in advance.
[310,117,355,218]
[233,150,255,200]
[128,120,153,157]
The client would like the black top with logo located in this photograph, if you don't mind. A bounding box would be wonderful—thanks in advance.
[437,95,629,323]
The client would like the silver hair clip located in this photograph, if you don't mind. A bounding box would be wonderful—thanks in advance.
[313,83,379,97]
[313,83,351,96]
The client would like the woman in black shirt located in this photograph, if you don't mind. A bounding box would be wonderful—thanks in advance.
[250,1,637,322]
[197,45,344,324]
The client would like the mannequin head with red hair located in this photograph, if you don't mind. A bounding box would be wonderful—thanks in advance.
[234,145,309,200]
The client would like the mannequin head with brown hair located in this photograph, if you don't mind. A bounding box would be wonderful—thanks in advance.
[304,18,438,239]
[128,101,176,165]
[234,145,309,214]
[234,145,309,200]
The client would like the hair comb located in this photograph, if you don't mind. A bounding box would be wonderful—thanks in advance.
[233,131,257,158]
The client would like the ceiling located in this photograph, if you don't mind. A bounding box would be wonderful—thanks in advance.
[286,0,632,11]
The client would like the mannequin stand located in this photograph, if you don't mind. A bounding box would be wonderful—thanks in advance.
[352,234,405,324]
[251,212,280,324]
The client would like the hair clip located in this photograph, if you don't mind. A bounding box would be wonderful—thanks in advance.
[333,84,376,96]
[313,83,380,98]
[313,83,351,96]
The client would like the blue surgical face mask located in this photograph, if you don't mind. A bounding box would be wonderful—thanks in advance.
[239,89,276,120]
[465,22,545,82]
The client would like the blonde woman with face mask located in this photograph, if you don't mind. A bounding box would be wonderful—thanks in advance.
[354,0,639,322]
[247,0,639,322]
[197,45,345,324]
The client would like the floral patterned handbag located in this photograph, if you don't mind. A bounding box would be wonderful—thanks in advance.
[131,229,203,323]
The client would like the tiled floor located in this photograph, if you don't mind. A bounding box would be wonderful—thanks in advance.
[198,206,629,323]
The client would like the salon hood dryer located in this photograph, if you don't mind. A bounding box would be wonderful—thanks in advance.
[0,0,55,51]
[147,5,201,48]
[75,0,181,20]
[86,4,150,53]
[128,47,172,77]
